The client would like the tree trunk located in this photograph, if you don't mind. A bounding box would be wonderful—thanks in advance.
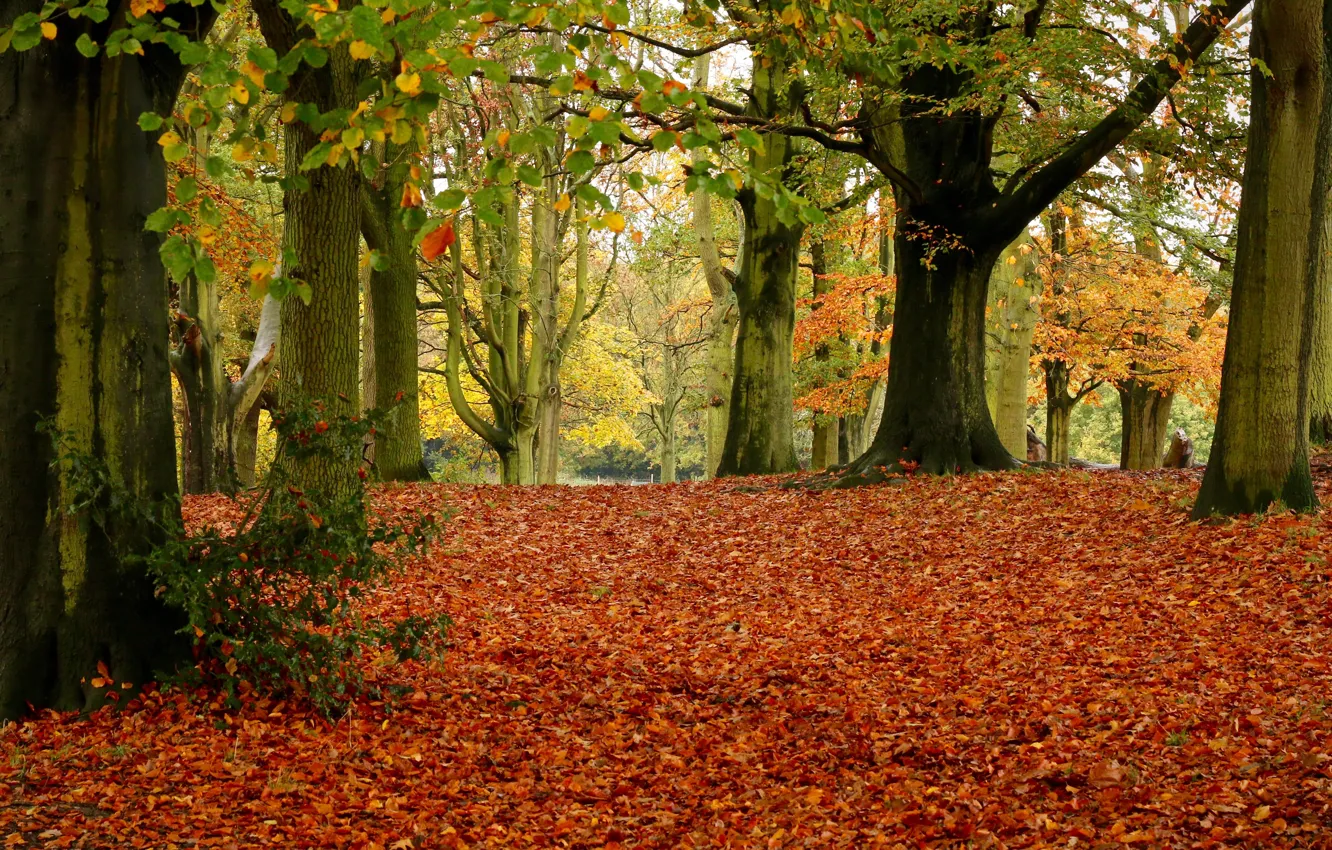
[808,240,839,471]
[847,233,1012,478]
[983,230,1040,458]
[0,8,213,719]
[361,155,428,482]
[716,54,801,477]
[1118,382,1175,469]
[536,366,562,484]
[692,55,739,479]
[1044,360,1074,466]
[233,401,264,488]
[171,269,230,493]
[1195,0,1326,516]
[836,416,852,466]
[255,4,362,497]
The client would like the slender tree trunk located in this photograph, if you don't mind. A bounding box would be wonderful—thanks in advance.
[1309,152,1332,442]
[171,269,230,492]
[692,57,739,478]
[809,240,838,470]
[536,364,562,484]
[1195,0,1327,516]
[1044,360,1075,466]
[836,416,851,466]
[255,4,362,497]
[983,230,1040,458]
[1119,383,1175,469]
[0,6,214,719]
[717,54,801,477]
[233,401,264,488]
[361,154,428,482]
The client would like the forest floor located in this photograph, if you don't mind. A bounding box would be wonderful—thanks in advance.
[5,466,1332,848]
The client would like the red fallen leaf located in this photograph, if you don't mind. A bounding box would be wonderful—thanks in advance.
[420,221,455,261]
[1088,760,1126,789]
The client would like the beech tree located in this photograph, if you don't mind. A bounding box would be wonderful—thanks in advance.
[0,0,217,719]
[1195,0,1329,516]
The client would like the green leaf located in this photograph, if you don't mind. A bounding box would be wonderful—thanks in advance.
[566,115,590,139]
[566,150,596,175]
[75,33,99,57]
[145,208,180,233]
[194,254,216,285]
[138,111,164,131]
[626,172,645,191]
[292,280,313,306]
[204,155,227,179]
[549,75,574,97]
[517,165,543,187]
[349,5,384,45]
[606,2,630,25]
[369,251,391,272]
[479,60,508,83]
[247,45,279,71]
[163,144,190,163]
[433,188,466,211]
[175,177,199,204]
[299,142,334,171]
[734,128,762,149]
[651,132,677,153]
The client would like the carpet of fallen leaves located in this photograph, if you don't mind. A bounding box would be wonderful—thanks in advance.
[5,466,1332,849]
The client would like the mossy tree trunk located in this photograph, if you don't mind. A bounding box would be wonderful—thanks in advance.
[1195,0,1327,516]
[0,1,215,720]
[717,56,802,477]
[360,145,428,482]
[254,1,362,498]
[1118,383,1175,469]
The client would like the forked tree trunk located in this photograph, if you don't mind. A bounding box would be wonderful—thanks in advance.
[1119,382,1175,469]
[1195,0,1326,516]
[0,4,214,719]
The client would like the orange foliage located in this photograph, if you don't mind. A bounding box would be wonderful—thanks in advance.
[793,270,893,416]
[1032,225,1225,409]
[167,165,278,288]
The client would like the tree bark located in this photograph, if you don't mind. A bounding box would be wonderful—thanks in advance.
[1118,383,1175,469]
[360,151,428,482]
[716,53,802,476]
[254,2,362,497]
[0,2,214,719]
[983,230,1040,458]
[1195,0,1326,516]
[692,57,739,479]
[845,231,1012,478]
[1044,360,1075,466]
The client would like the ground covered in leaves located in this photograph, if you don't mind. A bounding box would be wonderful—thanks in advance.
[5,468,1332,848]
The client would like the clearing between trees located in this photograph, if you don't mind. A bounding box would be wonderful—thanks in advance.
[4,467,1332,848]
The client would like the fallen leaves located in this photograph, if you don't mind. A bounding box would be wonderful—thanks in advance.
[3,467,1332,847]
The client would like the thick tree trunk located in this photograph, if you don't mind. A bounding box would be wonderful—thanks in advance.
[233,401,264,488]
[847,233,1012,478]
[0,11,211,719]
[361,158,428,482]
[1118,382,1175,469]
[1195,0,1326,516]
[255,5,362,497]
[983,230,1040,458]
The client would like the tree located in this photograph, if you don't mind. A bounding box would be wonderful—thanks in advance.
[252,0,364,497]
[1195,0,1329,516]
[361,141,429,482]
[984,231,1041,459]
[0,0,217,719]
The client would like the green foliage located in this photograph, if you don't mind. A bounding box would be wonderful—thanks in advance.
[42,400,449,717]
[146,400,447,715]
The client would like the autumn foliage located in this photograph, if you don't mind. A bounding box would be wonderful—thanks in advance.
[5,466,1332,847]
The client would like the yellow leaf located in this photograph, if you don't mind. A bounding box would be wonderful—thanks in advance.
[392,120,413,145]
[497,129,511,147]
[1253,805,1271,822]
[589,106,609,122]
[395,72,422,95]
[613,31,629,48]
[280,101,298,123]
[326,144,344,167]
[380,8,395,23]
[40,21,56,39]
[525,6,547,26]
[342,127,365,148]
[158,130,182,148]
[349,40,376,61]
[553,193,572,213]
[241,61,266,87]
[230,80,250,105]
[604,211,626,233]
